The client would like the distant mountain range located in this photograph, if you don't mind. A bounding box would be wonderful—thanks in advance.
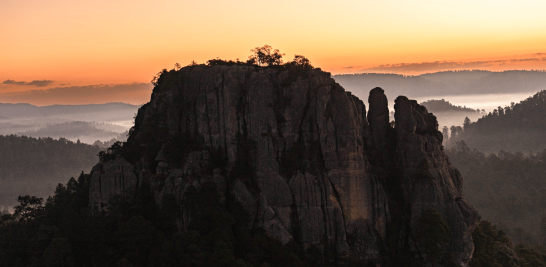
[0,102,140,122]
[334,70,546,101]
[17,121,126,144]
[0,102,139,144]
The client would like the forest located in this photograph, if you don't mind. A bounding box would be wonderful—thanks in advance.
[447,141,546,245]
[0,172,345,267]
[420,99,483,113]
[447,90,546,153]
[3,171,546,266]
[0,135,101,209]
[438,89,546,252]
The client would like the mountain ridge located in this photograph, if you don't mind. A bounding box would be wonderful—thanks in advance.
[334,70,546,101]
[0,102,140,118]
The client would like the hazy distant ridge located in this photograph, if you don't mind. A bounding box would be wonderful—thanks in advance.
[17,121,121,143]
[0,102,138,144]
[421,99,482,113]
[0,102,140,118]
[334,70,546,100]
[448,89,546,153]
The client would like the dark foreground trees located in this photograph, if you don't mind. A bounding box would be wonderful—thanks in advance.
[4,173,546,267]
[0,172,367,266]
[447,141,546,245]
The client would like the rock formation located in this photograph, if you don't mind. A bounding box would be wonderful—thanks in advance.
[89,64,479,266]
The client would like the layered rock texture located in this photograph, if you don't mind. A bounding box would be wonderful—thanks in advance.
[89,65,479,266]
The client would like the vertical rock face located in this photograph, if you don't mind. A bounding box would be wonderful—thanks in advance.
[392,96,480,265]
[89,65,479,266]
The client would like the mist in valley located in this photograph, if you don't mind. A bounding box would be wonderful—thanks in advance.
[0,102,138,144]
[0,102,138,210]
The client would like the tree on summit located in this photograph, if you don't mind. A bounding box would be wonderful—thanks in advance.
[248,45,284,66]
[291,55,312,68]
[285,54,314,72]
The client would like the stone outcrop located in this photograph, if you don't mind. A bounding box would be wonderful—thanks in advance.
[89,64,479,266]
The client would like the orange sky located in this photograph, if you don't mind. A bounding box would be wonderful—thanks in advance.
[2,0,546,105]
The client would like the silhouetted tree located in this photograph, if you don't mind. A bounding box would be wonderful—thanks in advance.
[463,117,471,131]
[442,126,449,144]
[456,126,463,135]
[248,45,284,66]
[450,126,457,140]
[13,195,43,223]
[288,55,313,69]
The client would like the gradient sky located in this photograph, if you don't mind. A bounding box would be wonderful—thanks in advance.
[2,0,546,105]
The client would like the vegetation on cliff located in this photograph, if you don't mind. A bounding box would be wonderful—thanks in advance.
[468,220,546,267]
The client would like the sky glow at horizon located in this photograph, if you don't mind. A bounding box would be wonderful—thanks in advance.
[2,0,546,105]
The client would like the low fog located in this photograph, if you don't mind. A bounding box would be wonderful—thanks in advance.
[0,102,138,209]
[0,102,138,144]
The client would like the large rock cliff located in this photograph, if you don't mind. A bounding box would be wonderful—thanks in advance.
[89,64,479,266]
